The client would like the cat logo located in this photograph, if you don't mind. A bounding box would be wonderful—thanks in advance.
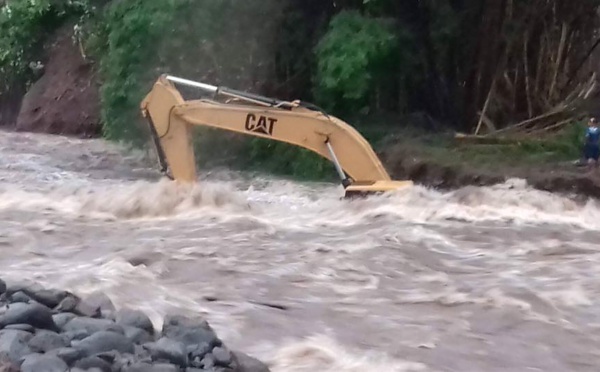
[245,113,276,136]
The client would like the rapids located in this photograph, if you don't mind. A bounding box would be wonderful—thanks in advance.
[1,129,600,372]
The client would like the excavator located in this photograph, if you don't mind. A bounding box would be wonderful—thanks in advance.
[139,74,413,198]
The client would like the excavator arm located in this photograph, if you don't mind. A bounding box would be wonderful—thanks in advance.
[140,74,412,198]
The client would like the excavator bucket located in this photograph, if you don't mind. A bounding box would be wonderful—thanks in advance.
[140,74,413,199]
[343,180,414,198]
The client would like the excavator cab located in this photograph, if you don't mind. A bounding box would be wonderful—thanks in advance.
[140,74,413,199]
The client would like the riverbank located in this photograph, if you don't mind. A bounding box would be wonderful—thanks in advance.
[377,124,600,200]
[0,278,270,372]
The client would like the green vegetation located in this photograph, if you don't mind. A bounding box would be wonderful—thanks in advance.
[2,0,599,181]
[383,118,589,175]
[93,0,179,145]
[0,0,90,97]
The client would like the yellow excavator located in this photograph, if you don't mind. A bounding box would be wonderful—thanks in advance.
[140,74,413,198]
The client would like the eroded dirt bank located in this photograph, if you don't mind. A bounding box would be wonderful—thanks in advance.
[380,145,600,200]
[2,23,101,138]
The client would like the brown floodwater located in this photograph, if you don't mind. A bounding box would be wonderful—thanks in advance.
[1,129,600,372]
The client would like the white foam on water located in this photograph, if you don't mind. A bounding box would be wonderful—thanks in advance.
[1,130,600,371]
[255,334,432,372]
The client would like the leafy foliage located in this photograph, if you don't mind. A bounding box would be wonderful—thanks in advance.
[0,0,90,95]
[313,10,399,113]
[94,0,179,144]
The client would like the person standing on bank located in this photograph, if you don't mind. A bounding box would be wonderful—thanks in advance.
[583,117,600,167]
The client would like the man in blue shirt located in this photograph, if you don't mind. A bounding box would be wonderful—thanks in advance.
[583,117,600,166]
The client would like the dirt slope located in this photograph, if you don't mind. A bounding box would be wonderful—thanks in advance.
[15,23,102,138]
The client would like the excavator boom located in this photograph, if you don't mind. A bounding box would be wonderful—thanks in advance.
[140,74,412,198]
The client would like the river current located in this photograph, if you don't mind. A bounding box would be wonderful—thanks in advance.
[1,129,600,371]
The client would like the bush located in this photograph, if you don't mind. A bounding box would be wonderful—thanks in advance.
[313,10,399,114]
[95,0,179,144]
[0,0,90,96]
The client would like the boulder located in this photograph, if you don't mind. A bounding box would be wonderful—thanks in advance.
[116,308,154,335]
[144,337,187,367]
[27,330,66,353]
[161,314,220,348]
[72,355,112,372]
[4,324,35,333]
[52,312,76,329]
[6,282,68,308]
[62,316,124,335]
[46,347,84,365]
[72,331,134,357]
[0,330,32,365]
[0,303,57,331]
[20,353,68,372]
[233,351,271,372]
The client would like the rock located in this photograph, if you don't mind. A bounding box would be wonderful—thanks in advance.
[0,302,57,331]
[161,314,220,348]
[78,291,116,319]
[73,356,112,372]
[54,295,80,314]
[0,294,9,307]
[213,346,233,367]
[133,343,151,360]
[0,280,6,295]
[201,353,215,370]
[187,342,211,361]
[52,312,76,329]
[0,279,271,372]
[26,289,68,309]
[122,362,153,372]
[123,362,180,372]
[0,330,33,364]
[232,351,271,372]
[6,282,68,308]
[124,325,153,344]
[62,316,124,334]
[94,350,121,364]
[61,329,89,343]
[189,355,202,369]
[28,330,66,352]
[4,324,35,333]
[111,353,137,371]
[20,353,68,372]
[55,293,108,319]
[144,337,187,367]
[72,330,134,357]
[57,295,95,319]
[116,308,154,334]
[46,347,83,365]
[73,300,100,318]
[149,364,181,372]
[10,292,32,304]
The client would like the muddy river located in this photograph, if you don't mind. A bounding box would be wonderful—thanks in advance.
[1,129,600,371]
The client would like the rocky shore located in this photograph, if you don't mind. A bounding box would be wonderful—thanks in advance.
[0,278,269,372]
